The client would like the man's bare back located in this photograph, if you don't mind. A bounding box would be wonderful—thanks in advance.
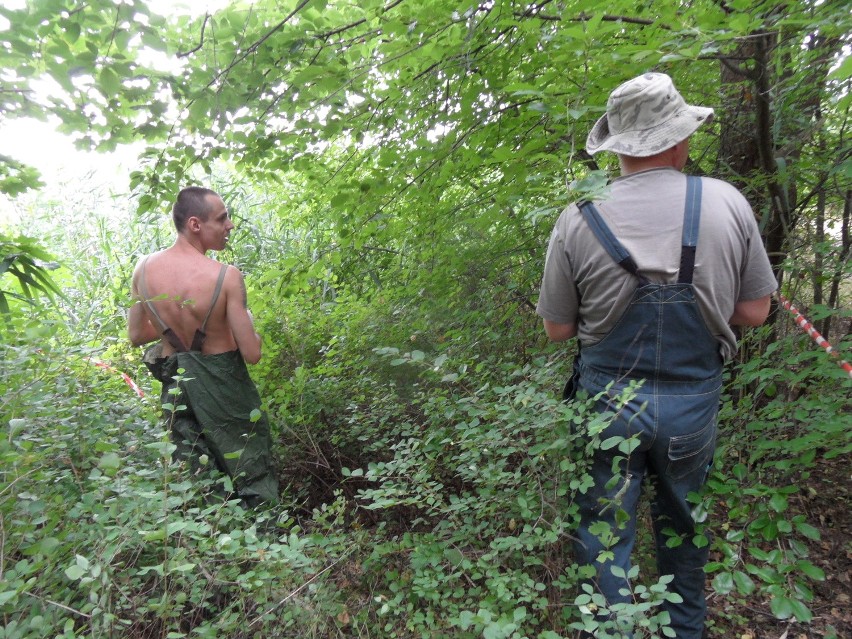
[128,190,261,364]
[126,187,276,504]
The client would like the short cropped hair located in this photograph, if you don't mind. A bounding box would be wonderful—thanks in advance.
[172,186,219,232]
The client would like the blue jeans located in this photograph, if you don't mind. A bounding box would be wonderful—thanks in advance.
[573,363,721,639]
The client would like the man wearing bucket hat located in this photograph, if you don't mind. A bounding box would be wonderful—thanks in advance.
[537,73,777,637]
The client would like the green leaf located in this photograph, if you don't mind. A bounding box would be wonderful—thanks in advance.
[769,493,788,512]
[796,561,825,581]
[599,436,623,450]
[99,66,121,95]
[143,529,166,541]
[828,53,852,80]
[97,452,121,470]
[733,571,756,595]
[711,572,734,595]
[788,598,813,622]
[64,557,88,581]
[770,595,795,620]
[747,564,781,584]
[457,610,476,630]
[64,564,86,580]
[794,521,820,540]
[171,563,196,573]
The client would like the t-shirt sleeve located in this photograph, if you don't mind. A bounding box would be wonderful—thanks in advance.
[536,215,579,324]
[738,209,778,301]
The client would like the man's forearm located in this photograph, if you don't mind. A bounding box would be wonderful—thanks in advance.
[729,295,771,327]
[543,319,578,342]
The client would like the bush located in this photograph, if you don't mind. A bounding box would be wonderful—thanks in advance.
[0,325,352,639]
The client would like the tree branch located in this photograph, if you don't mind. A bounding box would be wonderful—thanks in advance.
[177,13,210,58]
[201,0,312,90]
[718,53,757,81]
[315,0,408,40]
[516,10,659,28]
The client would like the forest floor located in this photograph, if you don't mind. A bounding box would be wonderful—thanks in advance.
[707,455,851,639]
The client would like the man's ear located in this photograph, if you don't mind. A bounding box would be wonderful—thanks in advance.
[187,216,202,233]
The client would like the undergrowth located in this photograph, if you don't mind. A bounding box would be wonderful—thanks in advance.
[0,201,848,637]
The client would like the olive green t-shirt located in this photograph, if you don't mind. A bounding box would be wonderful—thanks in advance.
[536,168,777,361]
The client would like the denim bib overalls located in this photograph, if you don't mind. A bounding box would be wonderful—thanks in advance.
[573,176,722,639]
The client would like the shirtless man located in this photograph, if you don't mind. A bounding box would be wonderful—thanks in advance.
[128,187,259,361]
[128,186,278,504]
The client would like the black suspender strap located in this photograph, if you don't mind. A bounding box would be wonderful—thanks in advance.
[578,175,703,287]
[678,176,701,285]
[137,256,166,332]
[578,201,651,287]
[200,265,228,334]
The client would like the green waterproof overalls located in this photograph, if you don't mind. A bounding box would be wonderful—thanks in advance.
[139,259,278,504]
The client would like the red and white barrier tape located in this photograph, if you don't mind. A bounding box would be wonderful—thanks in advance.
[776,294,852,379]
[86,358,146,398]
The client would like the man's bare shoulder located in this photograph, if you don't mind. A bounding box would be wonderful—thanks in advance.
[143,248,233,276]
[132,249,165,271]
[136,250,235,304]
[131,250,166,293]
[220,264,248,303]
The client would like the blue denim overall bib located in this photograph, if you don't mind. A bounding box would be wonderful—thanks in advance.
[573,176,722,638]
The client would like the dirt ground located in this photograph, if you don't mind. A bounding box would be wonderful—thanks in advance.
[706,456,852,639]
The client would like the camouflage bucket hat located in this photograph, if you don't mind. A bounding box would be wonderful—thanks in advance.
[585,73,714,157]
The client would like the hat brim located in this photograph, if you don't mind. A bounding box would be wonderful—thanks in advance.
[586,105,714,157]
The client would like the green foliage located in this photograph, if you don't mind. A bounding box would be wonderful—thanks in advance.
[0,232,61,316]
[3,177,850,636]
[704,326,851,625]
[1,0,850,636]
[255,258,690,636]
[0,0,172,138]
[346,350,672,637]
[0,0,175,197]
[571,573,682,639]
[0,156,43,196]
[0,328,355,639]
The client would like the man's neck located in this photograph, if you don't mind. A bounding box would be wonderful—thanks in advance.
[619,141,688,176]
[619,156,679,176]
[173,233,208,256]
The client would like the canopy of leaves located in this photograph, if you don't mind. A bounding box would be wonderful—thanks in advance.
[2,1,850,301]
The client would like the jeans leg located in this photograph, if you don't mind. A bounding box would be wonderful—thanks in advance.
[651,502,709,639]
[574,449,645,606]
[649,405,717,639]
